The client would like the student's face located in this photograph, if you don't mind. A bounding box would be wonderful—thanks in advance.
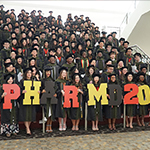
[46,70,51,77]
[4,42,10,49]
[139,75,144,82]
[110,54,115,59]
[98,52,102,57]
[27,70,32,78]
[66,48,70,52]
[142,68,147,74]
[7,65,14,72]
[89,68,94,75]
[50,57,56,64]
[18,48,22,54]
[94,76,99,83]
[126,50,132,56]
[5,59,11,63]
[91,60,96,66]
[122,68,128,75]
[88,50,92,55]
[57,48,61,54]
[32,67,36,76]
[30,60,35,66]
[31,50,37,56]
[17,58,22,64]
[127,74,133,82]
[75,75,80,83]
[62,70,67,78]
[75,68,79,73]
[107,46,111,52]
[7,77,13,84]
[107,67,114,73]
[118,61,124,67]
[111,75,116,82]
[124,43,128,48]
[67,57,73,64]
[82,52,87,58]
[99,42,104,47]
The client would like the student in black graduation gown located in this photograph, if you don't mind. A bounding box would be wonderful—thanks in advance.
[18,68,40,135]
[55,67,69,131]
[41,66,56,132]
[70,73,84,131]
[124,72,136,128]
[105,73,122,130]
[0,74,19,137]
[136,72,148,127]
[87,74,103,131]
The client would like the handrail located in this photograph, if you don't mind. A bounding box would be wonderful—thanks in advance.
[130,44,150,60]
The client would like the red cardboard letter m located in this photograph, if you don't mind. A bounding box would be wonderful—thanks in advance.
[3,84,20,109]
[63,86,79,108]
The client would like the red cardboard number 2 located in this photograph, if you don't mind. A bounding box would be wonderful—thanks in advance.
[124,84,139,104]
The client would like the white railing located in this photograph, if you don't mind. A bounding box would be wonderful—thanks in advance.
[131,44,150,72]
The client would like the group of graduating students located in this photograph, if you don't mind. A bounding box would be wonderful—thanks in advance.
[0,5,150,137]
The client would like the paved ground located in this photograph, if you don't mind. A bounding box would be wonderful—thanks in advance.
[0,130,150,150]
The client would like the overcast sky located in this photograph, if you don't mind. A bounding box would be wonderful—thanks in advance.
[1,1,138,36]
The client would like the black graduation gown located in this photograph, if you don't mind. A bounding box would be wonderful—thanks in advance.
[87,84,103,121]
[18,79,37,122]
[70,84,84,120]
[55,78,70,118]
[123,82,136,117]
[41,77,56,121]
[136,81,148,116]
[104,82,122,119]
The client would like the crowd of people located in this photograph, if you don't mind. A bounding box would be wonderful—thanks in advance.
[0,5,150,138]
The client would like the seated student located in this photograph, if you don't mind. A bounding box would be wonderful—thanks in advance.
[78,50,89,72]
[109,51,117,67]
[87,74,103,131]
[89,58,99,74]
[62,54,75,77]
[84,65,95,84]
[116,59,125,76]
[0,40,11,60]
[63,46,71,58]
[134,52,143,72]
[55,67,69,131]
[96,50,105,73]
[44,55,59,80]
[123,47,134,72]
[136,72,148,127]
[15,55,26,83]
[55,46,65,67]
[0,74,19,137]
[105,73,122,130]
[124,72,136,128]
[70,73,84,131]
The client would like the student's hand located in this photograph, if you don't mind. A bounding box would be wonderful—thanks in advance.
[89,81,92,84]
[53,94,57,97]
[2,92,7,97]
[42,89,46,93]
[61,90,65,96]
[38,91,40,94]
[22,90,27,94]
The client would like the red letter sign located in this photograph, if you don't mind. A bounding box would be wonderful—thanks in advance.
[3,84,20,109]
[63,85,79,108]
[124,84,139,104]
